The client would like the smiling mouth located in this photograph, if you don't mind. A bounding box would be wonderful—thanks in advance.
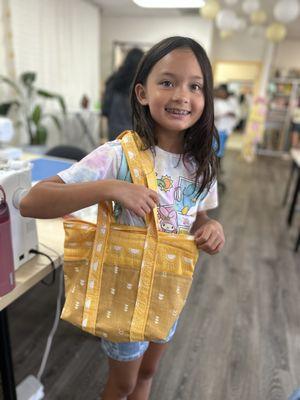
[165,108,191,115]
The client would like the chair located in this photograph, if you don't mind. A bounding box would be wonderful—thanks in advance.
[216,131,229,193]
[46,145,87,162]
[216,130,229,159]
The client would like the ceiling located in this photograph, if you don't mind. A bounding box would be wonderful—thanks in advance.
[90,0,300,39]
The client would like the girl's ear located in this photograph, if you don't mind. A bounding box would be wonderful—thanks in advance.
[135,83,148,106]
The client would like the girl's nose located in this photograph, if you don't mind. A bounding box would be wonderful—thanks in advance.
[172,87,189,103]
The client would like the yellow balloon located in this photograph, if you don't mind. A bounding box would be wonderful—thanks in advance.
[219,29,233,39]
[266,22,287,42]
[200,0,220,20]
[250,9,267,25]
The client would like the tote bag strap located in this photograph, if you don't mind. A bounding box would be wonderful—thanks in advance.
[117,130,159,340]
[117,130,159,231]
[82,130,159,339]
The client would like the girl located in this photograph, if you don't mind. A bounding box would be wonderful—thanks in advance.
[20,36,225,400]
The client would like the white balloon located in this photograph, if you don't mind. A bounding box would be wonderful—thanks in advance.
[274,0,300,23]
[224,0,239,5]
[242,0,260,14]
[216,9,237,30]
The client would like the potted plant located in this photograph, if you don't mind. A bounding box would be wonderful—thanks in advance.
[0,72,66,145]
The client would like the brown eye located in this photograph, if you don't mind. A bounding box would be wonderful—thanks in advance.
[160,80,173,87]
[191,83,203,91]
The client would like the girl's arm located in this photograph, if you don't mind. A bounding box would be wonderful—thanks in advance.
[20,175,158,219]
[192,211,225,255]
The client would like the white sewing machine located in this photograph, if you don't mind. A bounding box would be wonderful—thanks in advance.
[0,160,38,270]
[0,117,22,161]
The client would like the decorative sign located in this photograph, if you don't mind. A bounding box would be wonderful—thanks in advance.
[242,97,267,162]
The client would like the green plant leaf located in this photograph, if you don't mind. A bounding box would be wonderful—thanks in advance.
[0,101,20,115]
[0,75,23,96]
[34,125,47,145]
[57,95,67,115]
[20,72,36,87]
[31,105,42,125]
[37,89,56,98]
[43,113,62,131]
[37,90,67,114]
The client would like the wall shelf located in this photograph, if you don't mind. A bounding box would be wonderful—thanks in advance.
[262,78,300,152]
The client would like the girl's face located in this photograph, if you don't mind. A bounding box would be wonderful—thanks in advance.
[135,48,205,140]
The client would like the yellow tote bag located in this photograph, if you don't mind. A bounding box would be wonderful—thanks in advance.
[61,131,199,342]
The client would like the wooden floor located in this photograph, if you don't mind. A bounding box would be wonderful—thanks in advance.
[3,150,300,400]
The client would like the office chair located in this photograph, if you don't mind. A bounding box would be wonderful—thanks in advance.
[46,145,87,162]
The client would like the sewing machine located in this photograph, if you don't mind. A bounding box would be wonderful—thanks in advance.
[0,160,38,270]
[0,116,22,161]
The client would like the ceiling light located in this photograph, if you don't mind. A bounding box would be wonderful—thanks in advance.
[133,0,206,8]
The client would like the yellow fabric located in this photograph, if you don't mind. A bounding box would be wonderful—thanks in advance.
[61,130,199,342]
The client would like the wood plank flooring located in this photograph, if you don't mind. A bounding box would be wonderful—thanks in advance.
[2,149,300,400]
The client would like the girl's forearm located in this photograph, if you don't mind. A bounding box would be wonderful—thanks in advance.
[20,179,120,219]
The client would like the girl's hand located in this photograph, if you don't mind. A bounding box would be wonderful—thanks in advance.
[110,181,159,218]
[194,219,225,255]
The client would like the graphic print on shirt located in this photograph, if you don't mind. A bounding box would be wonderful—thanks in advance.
[156,174,209,234]
[157,205,178,233]
[157,175,173,192]
[174,177,198,215]
[110,149,210,233]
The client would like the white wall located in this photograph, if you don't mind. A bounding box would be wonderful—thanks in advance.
[0,0,17,101]
[10,0,101,111]
[211,30,300,71]
[0,1,8,79]
[101,16,214,84]
[274,40,300,69]
[1,0,101,146]
[211,29,266,63]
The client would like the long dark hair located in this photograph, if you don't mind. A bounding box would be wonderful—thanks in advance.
[130,36,219,197]
[111,48,144,94]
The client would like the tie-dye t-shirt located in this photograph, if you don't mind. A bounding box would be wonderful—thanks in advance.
[58,140,218,234]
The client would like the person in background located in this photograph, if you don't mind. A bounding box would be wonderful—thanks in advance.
[102,47,144,140]
[291,98,300,149]
[235,93,249,132]
[214,84,238,159]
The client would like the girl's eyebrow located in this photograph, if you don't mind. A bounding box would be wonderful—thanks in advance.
[159,72,204,81]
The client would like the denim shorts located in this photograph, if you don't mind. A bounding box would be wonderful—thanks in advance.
[101,319,179,362]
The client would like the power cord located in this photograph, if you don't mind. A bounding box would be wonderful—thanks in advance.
[29,249,56,285]
[28,247,64,382]
[37,267,64,382]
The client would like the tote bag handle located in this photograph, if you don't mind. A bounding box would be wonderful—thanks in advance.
[95,130,159,234]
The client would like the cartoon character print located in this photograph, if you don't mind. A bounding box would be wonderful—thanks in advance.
[177,225,190,234]
[174,176,208,215]
[157,175,173,192]
[174,177,198,215]
[157,205,178,233]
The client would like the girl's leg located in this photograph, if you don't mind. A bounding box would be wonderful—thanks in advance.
[128,342,169,400]
[101,355,143,400]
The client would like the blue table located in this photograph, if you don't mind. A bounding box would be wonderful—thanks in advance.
[30,157,73,181]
